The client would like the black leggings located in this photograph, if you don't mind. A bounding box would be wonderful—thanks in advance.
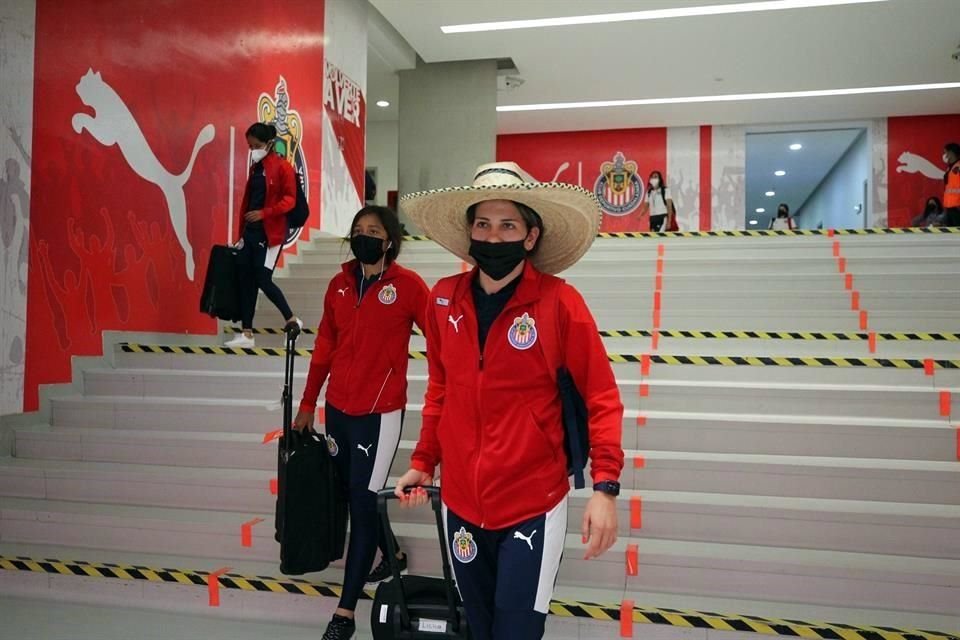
[237,225,293,330]
[649,214,667,232]
[325,402,404,611]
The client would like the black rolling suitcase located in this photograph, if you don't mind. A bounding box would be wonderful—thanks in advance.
[274,326,348,575]
[199,244,241,321]
[371,487,471,639]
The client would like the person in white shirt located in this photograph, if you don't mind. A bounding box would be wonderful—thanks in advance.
[645,170,676,232]
[768,203,794,230]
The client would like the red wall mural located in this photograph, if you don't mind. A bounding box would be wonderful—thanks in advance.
[888,114,960,227]
[25,0,325,410]
[497,128,668,232]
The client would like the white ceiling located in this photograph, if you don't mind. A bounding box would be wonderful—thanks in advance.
[368,0,960,132]
[745,128,863,228]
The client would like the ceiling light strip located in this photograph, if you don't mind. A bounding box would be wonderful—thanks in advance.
[442,0,886,34]
[497,82,960,112]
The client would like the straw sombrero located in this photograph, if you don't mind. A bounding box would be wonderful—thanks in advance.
[400,162,602,274]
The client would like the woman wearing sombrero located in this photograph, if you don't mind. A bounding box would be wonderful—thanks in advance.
[396,162,625,640]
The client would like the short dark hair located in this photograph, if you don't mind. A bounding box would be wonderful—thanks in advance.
[246,122,277,143]
[466,200,544,255]
[945,143,960,158]
[350,205,403,262]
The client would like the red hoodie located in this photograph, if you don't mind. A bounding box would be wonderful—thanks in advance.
[300,260,429,416]
[238,152,295,248]
[411,263,624,530]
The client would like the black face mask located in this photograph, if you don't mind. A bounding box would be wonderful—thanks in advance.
[350,234,387,265]
[468,239,527,281]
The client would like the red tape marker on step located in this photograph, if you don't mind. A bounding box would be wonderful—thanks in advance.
[630,495,643,529]
[626,544,639,576]
[269,478,278,495]
[633,455,646,468]
[832,241,840,257]
[845,273,853,290]
[657,244,665,257]
[868,332,876,354]
[620,599,635,638]
[941,391,951,418]
[838,257,846,273]
[636,415,646,427]
[859,310,868,331]
[924,359,935,376]
[262,429,282,444]
[639,384,649,397]
[241,517,264,548]
[651,330,660,351]
[851,291,860,311]
[827,228,835,237]
[208,567,231,607]
[655,273,663,291]
[641,354,651,377]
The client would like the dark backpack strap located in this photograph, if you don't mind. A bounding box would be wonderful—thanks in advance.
[539,276,588,489]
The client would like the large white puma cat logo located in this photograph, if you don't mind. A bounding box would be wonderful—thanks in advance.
[895,151,943,180]
[71,69,215,281]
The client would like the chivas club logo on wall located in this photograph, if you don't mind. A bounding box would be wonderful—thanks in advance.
[594,151,643,216]
[258,76,309,243]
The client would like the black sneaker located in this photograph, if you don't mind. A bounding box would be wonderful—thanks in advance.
[366,552,406,584]
[321,614,355,640]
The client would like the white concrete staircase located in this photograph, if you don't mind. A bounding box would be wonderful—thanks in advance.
[2,231,959,637]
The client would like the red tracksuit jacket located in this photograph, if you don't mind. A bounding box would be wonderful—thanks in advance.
[300,260,429,416]
[411,262,624,529]
[238,152,296,248]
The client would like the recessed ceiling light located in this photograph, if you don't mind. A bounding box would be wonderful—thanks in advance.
[496,81,960,112]
[765,191,776,196]
[755,208,766,213]
[442,0,887,33]
[789,143,803,150]
[376,100,390,108]
[749,220,759,225]
[774,170,787,177]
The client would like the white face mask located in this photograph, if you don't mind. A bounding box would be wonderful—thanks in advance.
[945,153,952,165]
[251,148,268,163]
[650,178,661,187]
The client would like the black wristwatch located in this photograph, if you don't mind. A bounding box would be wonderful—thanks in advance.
[593,481,620,497]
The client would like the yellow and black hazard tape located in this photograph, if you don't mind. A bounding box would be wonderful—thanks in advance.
[120,343,960,369]
[594,227,960,239]
[2,556,955,640]
[0,555,359,599]
[120,343,314,358]
[626,354,960,369]
[230,328,960,342]
[402,227,960,241]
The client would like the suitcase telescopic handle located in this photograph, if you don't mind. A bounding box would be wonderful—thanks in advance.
[376,486,461,633]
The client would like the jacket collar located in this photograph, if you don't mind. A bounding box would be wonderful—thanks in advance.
[455,260,543,309]
[340,258,400,281]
